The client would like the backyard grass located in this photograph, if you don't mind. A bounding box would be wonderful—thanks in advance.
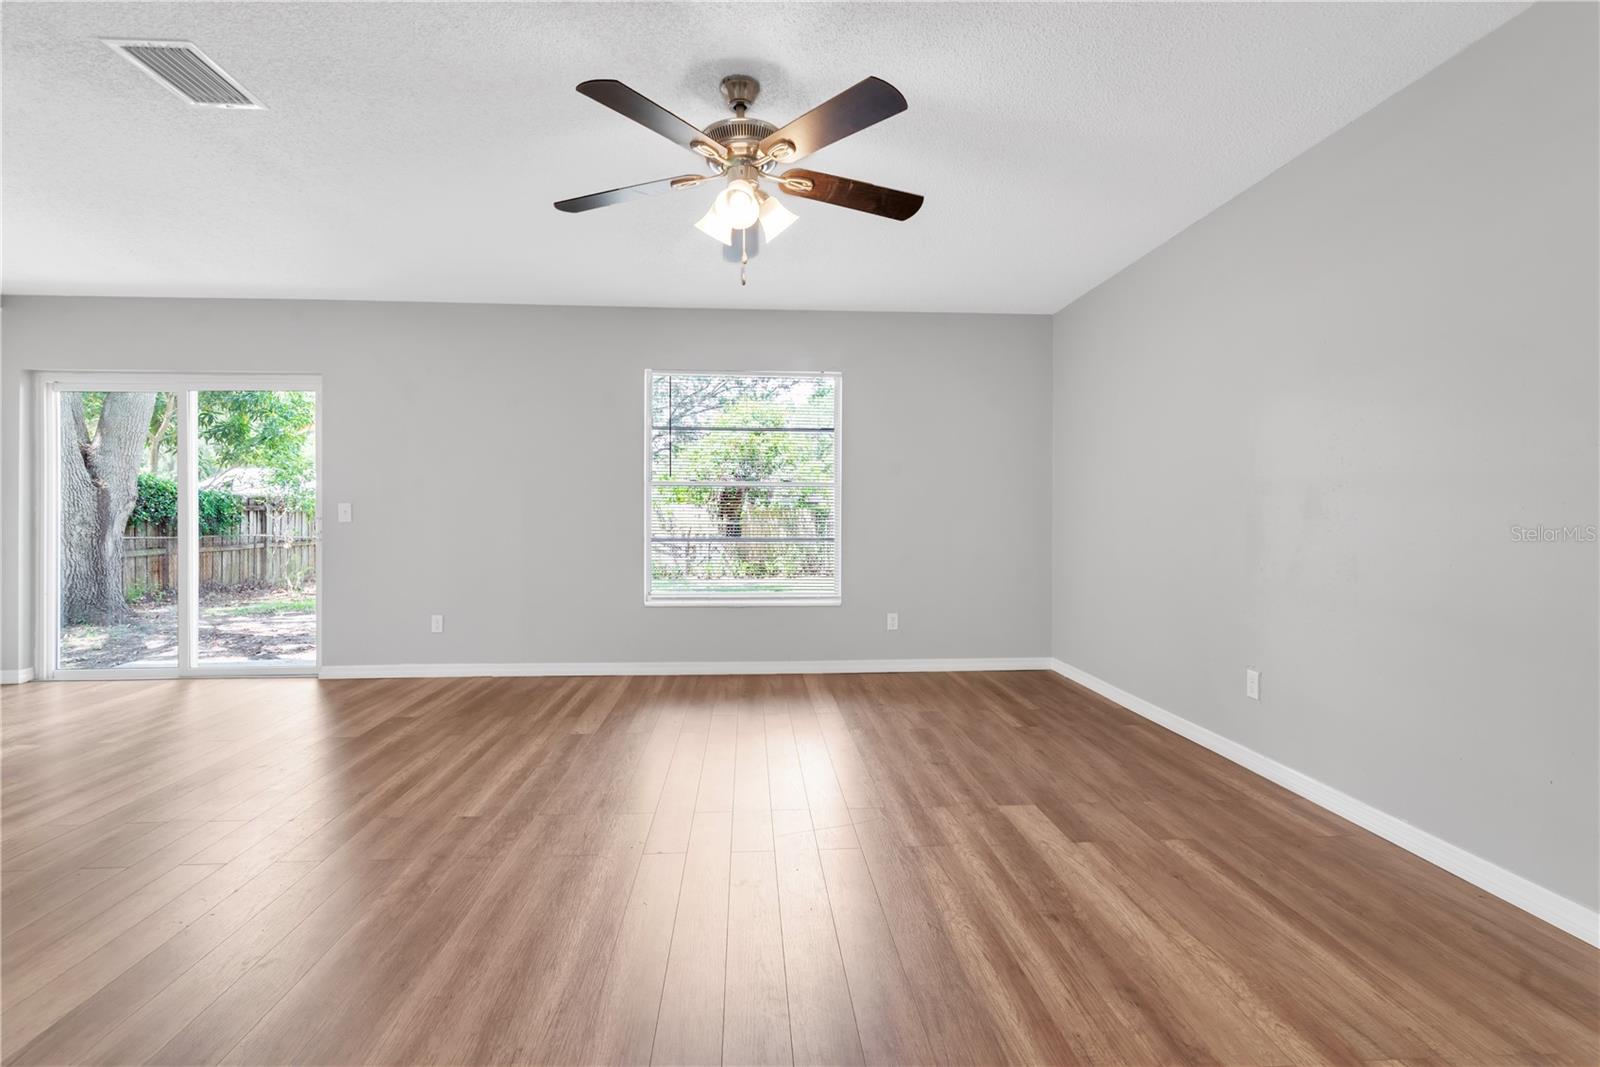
[210,594,315,616]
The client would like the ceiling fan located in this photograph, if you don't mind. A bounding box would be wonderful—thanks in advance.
[554,74,923,283]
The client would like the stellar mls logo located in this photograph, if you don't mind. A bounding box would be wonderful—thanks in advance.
[1510,524,1599,543]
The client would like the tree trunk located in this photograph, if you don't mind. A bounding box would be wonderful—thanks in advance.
[59,396,104,625]
[147,393,175,474]
[717,486,746,538]
[60,392,157,626]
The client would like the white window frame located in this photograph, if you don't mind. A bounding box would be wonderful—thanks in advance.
[34,371,323,680]
[643,369,842,607]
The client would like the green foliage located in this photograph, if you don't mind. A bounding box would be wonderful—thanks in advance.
[122,579,172,605]
[198,489,243,536]
[136,390,317,514]
[212,595,315,616]
[198,391,316,510]
[129,474,244,536]
[130,472,177,528]
[82,389,315,510]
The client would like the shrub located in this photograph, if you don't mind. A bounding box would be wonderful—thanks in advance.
[130,474,243,536]
[130,473,177,529]
[198,490,242,536]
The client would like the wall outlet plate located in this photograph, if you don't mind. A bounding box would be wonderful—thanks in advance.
[430,614,444,634]
[886,612,899,631]
[1245,667,1260,700]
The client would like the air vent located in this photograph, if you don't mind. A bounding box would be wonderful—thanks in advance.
[103,39,263,109]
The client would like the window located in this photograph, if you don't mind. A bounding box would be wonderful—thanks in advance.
[647,371,841,604]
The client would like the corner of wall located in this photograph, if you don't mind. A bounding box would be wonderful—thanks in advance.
[1047,304,1068,665]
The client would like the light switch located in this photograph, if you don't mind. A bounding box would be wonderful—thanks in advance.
[337,502,352,523]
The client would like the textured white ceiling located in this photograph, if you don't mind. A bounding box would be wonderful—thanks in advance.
[2,2,1524,313]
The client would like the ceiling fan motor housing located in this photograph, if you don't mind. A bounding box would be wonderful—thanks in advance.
[708,75,784,166]
[703,116,777,152]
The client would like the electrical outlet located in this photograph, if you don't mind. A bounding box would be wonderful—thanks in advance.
[886,612,899,631]
[337,502,352,523]
[430,614,444,634]
[1245,667,1260,700]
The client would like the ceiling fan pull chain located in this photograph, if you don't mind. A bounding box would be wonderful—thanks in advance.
[740,229,749,286]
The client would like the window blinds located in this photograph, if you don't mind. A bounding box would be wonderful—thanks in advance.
[647,372,841,602]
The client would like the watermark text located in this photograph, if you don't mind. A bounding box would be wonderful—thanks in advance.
[1510,524,1598,543]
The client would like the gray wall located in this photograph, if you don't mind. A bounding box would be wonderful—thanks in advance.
[1051,4,1598,909]
[1,299,1052,669]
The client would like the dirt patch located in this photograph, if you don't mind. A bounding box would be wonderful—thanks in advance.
[60,587,316,669]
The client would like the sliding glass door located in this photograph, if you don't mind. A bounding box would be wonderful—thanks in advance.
[40,376,320,679]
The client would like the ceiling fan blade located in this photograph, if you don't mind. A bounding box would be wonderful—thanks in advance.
[775,169,923,221]
[759,77,907,163]
[576,80,725,160]
[554,174,707,213]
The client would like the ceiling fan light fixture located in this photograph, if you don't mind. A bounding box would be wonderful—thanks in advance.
[713,178,761,230]
[694,205,733,245]
[757,191,798,242]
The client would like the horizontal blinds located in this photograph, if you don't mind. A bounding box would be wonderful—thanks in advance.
[651,428,834,483]
[649,373,839,601]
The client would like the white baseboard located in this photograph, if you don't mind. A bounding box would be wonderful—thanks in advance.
[1049,659,1599,947]
[0,668,34,685]
[320,657,1052,680]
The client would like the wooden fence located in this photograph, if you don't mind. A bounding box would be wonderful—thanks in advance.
[123,504,317,596]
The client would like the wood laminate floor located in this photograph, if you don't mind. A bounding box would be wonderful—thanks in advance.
[1,672,1595,1066]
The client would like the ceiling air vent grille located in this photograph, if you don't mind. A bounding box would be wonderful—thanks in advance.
[104,40,263,109]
